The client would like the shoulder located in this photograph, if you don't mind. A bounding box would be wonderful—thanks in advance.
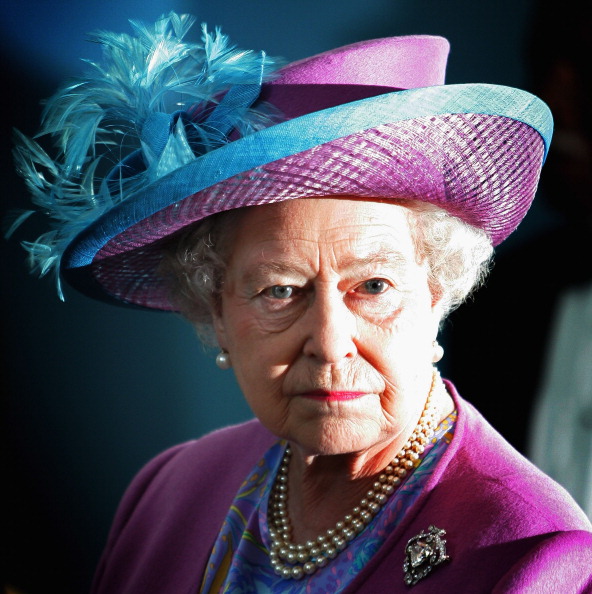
[430,384,592,587]
[492,530,592,593]
[117,418,276,514]
[439,382,591,532]
[92,419,277,593]
[364,385,592,592]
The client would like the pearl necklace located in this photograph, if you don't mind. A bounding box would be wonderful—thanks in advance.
[267,370,442,580]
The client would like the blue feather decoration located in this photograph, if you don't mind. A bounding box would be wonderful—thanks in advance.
[10,12,281,299]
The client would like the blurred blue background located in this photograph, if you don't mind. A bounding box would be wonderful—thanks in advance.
[2,0,550,592]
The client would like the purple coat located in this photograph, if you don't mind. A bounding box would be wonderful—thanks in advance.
[92,383,592,593]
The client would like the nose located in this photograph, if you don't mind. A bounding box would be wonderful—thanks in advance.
[302,286,357,364]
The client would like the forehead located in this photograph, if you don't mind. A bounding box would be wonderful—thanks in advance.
[228,198,416,262]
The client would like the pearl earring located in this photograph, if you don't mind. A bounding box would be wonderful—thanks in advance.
[216,349,232,369]
[432,340,444,363]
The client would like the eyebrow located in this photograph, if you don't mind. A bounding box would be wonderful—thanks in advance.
[338,249,410,270]
[241,247,411,283]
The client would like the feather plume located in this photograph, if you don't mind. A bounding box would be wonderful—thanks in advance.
[9,12,281,299]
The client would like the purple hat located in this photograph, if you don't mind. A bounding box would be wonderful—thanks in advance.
[12,12,552,310]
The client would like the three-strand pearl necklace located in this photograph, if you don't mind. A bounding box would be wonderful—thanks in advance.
[267,371,442,580]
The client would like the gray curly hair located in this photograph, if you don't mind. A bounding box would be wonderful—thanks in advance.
[161,200,493,344]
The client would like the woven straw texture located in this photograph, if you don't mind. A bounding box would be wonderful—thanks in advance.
[90,112,544,310]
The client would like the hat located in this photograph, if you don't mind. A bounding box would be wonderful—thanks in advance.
[12,12,553,310]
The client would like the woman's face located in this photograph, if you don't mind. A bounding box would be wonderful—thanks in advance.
[213,198,441,457]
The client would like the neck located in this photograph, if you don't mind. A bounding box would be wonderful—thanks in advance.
[276,373,455,545]
[286,455,381,543]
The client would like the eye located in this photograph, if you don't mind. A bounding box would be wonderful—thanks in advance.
[266,285,295,299]
[360,278,389,295]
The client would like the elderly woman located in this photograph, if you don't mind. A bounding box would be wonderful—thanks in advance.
[11,12,592,593]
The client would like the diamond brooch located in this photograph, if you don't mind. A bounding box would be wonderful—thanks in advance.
[403,525,450,586]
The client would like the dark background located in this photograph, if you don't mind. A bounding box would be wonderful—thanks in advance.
[2,0,570,592]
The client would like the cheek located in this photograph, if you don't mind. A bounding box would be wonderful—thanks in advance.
[367,300,435,349]
[229,342,289,429]
[233,352,294,438]
[221,308,294,396]
[220,298,266,349]
[356,303,436,385]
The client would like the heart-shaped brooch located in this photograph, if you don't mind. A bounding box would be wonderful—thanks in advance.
[403,525,450,586]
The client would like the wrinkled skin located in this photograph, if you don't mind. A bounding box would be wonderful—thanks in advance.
[213,197,453,540]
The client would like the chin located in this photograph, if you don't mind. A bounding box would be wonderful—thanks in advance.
[288,421,379,458]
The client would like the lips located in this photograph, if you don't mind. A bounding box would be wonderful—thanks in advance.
[299,390,366,401]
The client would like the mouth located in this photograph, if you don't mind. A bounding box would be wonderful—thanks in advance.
[299,390,367,401]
